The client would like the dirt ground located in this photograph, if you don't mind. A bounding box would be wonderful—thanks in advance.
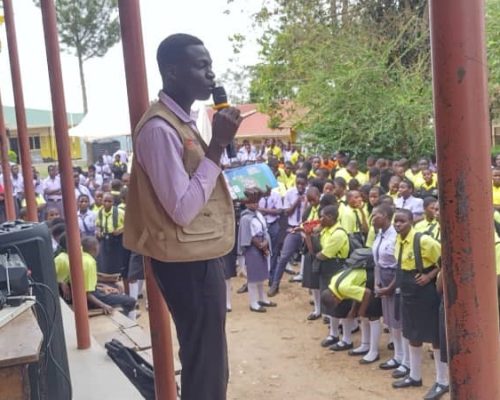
[139,274,450,400]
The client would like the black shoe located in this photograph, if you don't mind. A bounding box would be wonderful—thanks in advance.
[387,342,394,351]
[258,301,277,307]
[267,286,279,297]
[226,308,232,313]
[289,275,302,283]
[348,348,369,356]
[237,283,248,294]
[284,268,296,275]
[330,341,354,351]
[323,316,330,325]
[307,312,321,321]
[423,383,450,400]
[392,366,410,379]
[249,306,267,313]
[320,335,339,348]
[351,326,360,334]
[379,358,400,370]
[309,300,314,306]
[392,376,422,389]
[359,355,380,365]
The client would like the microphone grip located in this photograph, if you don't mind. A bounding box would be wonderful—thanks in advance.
[226,141,237,159]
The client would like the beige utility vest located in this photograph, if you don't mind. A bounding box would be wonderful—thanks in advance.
[123,101,235,262]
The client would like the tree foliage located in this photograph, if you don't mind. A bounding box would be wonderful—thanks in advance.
[35,0,120,113]
[230,0,500,159]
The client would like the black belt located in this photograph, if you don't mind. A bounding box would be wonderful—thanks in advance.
[47,198,62,202]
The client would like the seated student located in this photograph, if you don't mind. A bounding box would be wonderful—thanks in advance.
[49,222,66,255]
[414,197,440,241]
[395,179,424,222]
[55,235,136,318]
[77,194,97,237]
[416,169,438,199]
[95,193,126,275]
[303,205,353,350]
[238,188,277,313]
[392,209,443,392]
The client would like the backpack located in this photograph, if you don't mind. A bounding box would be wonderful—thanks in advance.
[335,227,365,256]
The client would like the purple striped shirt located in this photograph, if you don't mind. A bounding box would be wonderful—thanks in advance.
[135,92,221,227]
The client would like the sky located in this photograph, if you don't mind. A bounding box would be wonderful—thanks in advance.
[0,0,260,114]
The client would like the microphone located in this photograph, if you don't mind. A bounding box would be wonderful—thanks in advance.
[212,86,238,159]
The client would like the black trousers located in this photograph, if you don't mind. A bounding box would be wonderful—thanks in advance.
[151,257,228,400]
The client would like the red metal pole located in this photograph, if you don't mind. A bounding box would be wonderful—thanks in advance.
[0,91,17,220]
[39,0,90,349]
[118,1,177,398]
[430,1,500,398]
[2,0,38,222]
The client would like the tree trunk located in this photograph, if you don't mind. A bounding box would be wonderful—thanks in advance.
[77,50,88,114]
[342,0,349,24]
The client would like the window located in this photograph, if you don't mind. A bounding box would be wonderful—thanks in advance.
[29,135,41,150]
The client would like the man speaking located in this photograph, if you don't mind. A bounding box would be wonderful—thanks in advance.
[124,34,242,400]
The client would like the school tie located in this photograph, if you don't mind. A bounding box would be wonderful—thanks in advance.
[296,198,302,222]
[375,234,384,265]
[397,242,404,268]
[402,198,406,208]
[104,214,110,234]
[265,197,269,208]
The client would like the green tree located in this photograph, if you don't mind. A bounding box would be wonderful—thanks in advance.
[35,0,120,114]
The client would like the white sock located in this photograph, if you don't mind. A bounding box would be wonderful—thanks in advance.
[127,310,137,320]
[392,328,404,364]
[257,281,269,303]
[363,319,381,362]
[397,337,410,371]
[225,279,232,310]
[248,282,260,309]
[128,282,139,301]
[351,318,359,332]
[433,349,449,386]
[341,318,353,345]
[312,289,321,315]
[137,279,144,296]
[409,345,423,381]
[329,317,340,338]
[354,318,370,352]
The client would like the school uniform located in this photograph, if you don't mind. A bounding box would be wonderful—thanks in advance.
[269,187,307,290]
[299,204,321,289]
[414,219,441,241]
[96,206,126,275]
[329,268,382,318]
[395,195,424,220]
[493,184,500,206]
[335,169,368,185]
[78,209,97,237]
[416,181,438,199]
[238,210,270,284]
[395,228,441,344]
[43,175,64,216]
[75,185,94,205]
[277,169,296,190]
[317,223,350,316]
[373,225,400,329]
[259,191,284,282]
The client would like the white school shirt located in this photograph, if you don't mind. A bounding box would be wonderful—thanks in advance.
[258,190,283,224]
[395,195,424,219]
[372,225,398,269]
[74,185,94,205]
[237,148,257,163]
[284,187,307,227]
[11,174,24,197]
[78,210,97,236]
[43,176,62,201]
[250,211,268,237]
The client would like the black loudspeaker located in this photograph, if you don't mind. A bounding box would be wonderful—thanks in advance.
[0,221,71,400]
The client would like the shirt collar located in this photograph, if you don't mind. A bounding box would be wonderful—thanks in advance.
[399,228,415,245]
[158,91,196,124]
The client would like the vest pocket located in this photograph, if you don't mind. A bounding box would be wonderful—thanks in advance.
[175,211,223,243]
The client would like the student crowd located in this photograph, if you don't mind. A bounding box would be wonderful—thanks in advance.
[2,137,498,399]
[225,138,500,400]
[0,148,141,321]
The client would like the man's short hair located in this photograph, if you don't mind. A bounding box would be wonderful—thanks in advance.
[81,236,99,254]
[157,33,204,71]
